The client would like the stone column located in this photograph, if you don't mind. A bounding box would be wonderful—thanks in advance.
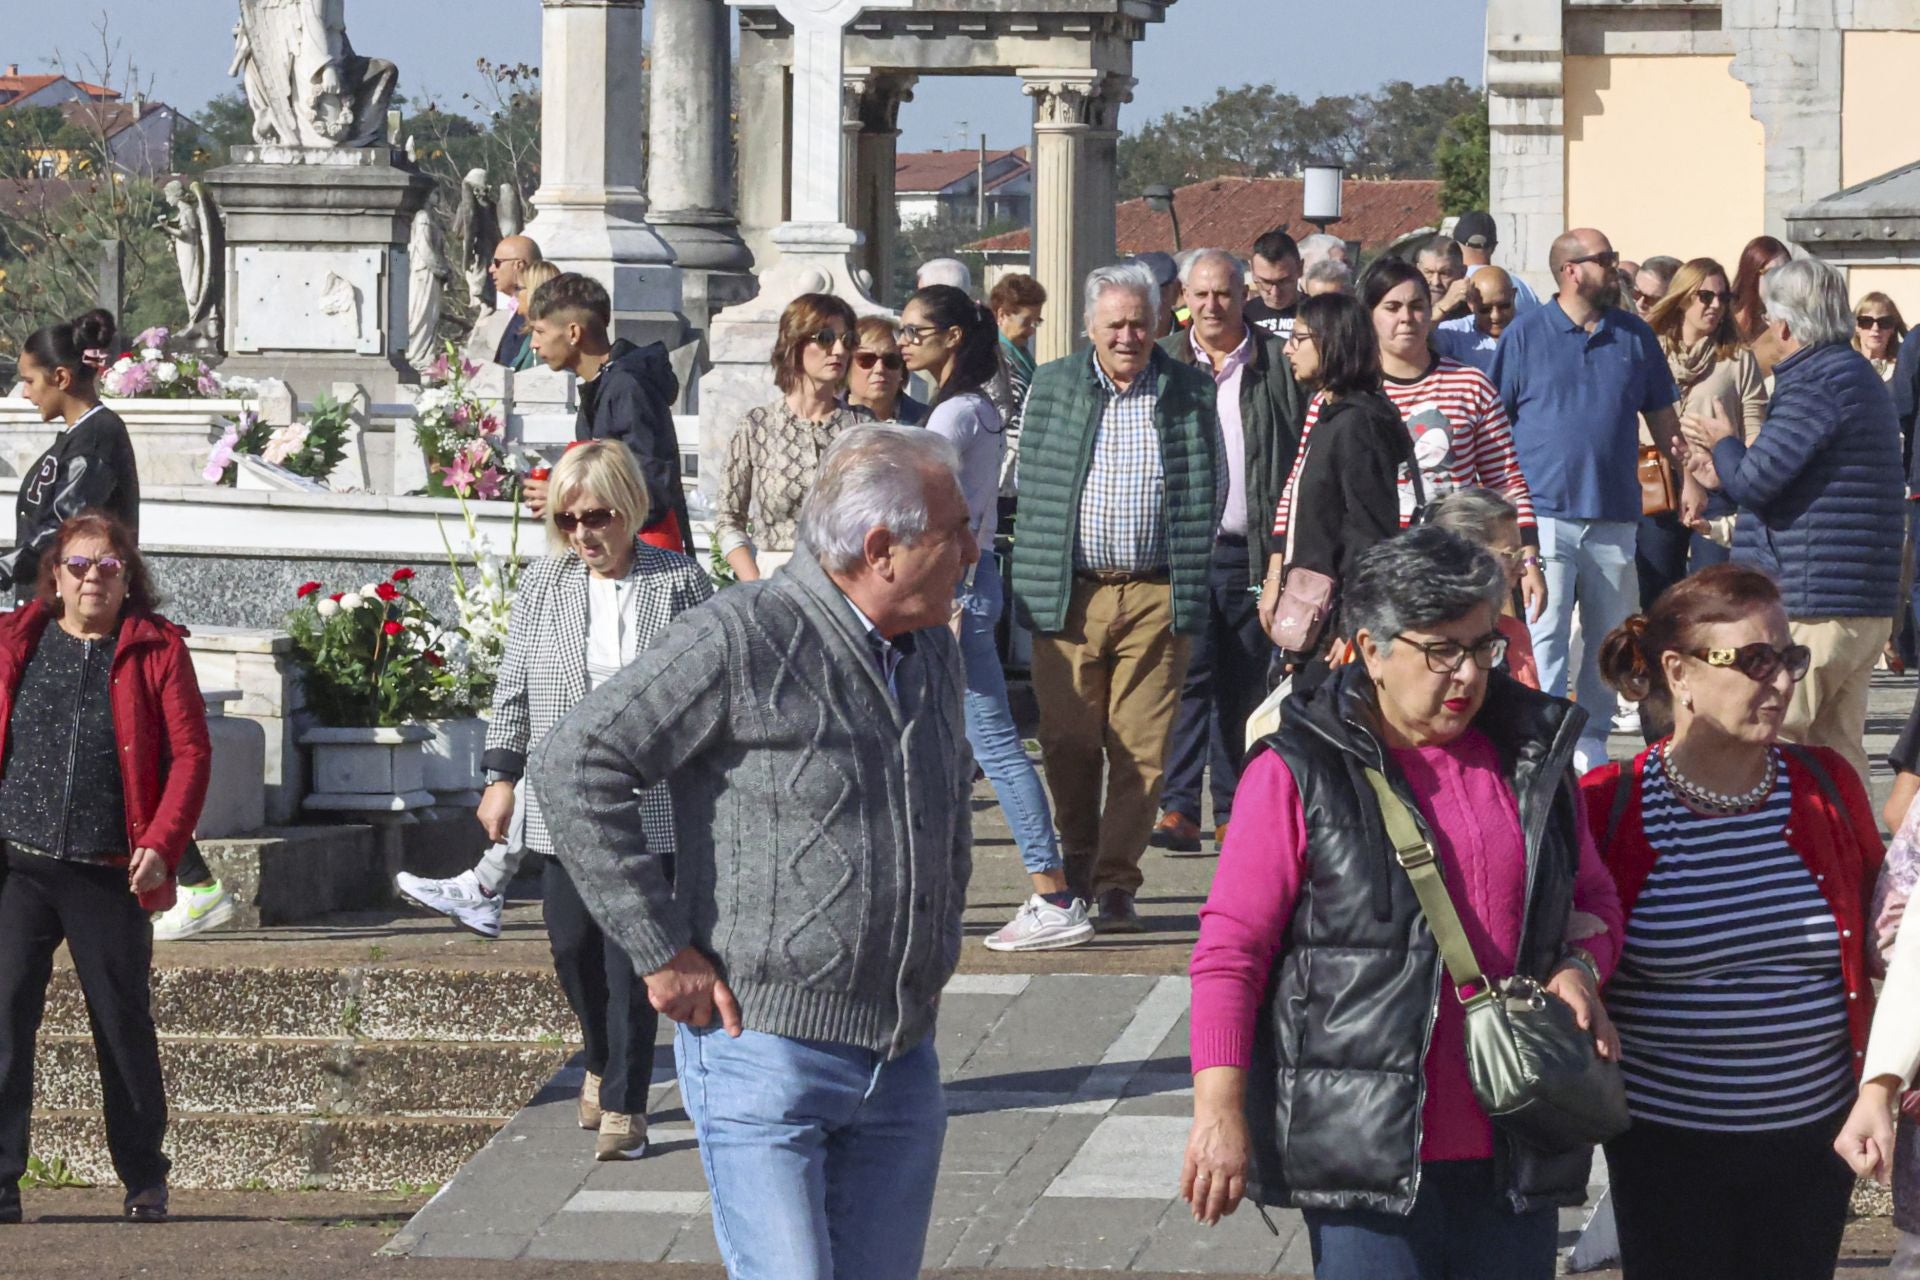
[1725,0,1844,244]
[1087,73,1132,287]
[1021,71,1101,363]
[647,0,755,334]
[1485,0,1566,294]
[848,71,916,304]
[530,0,684,347]
[735,25,792,273]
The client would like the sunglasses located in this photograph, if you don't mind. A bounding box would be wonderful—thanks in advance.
[808,329,854,352]
[62,554,123,579]
[1568,250,1620,269]
[853,350,905,372]
[1400,632,1510,675]
[490,257,529,269]
[1688,642,1812,684]
[553,508,617,533]
[1859,314,1900,332]
[1694,289,1734,308]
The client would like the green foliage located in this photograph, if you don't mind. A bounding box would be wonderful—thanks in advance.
[174,91,255,173]
[19,1154,91,1190]
[286,571,448,727]
[287,393,353,480]
[1118,76,1486,193]
[1436,100,1492,217]
[890,209,1023,306]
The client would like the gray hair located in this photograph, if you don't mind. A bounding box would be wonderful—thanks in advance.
[797,425,962,573]
[1178,248,1245,288]
[1418,235,1465,272]
[1760,256,1852,347]
[1083,260,1159,327]
[1298,232,1347,270]
[1639,255,1683,287]
[1423,488,1520,547]
[916,257,974,293]
[1342,527,1507,648]
[1302,257,1354,293]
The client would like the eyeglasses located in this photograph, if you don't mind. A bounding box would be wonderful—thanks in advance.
[808,329,854,352]
[1284,330,1317,348]
[1687,642,1812,684]
[1399,632,1509,675]
[897,323,939,347]
[1859,314,1900,333]
[853,350,905,372]
[490,257,529,269]
[1694,289,1735,308]
[553,508,617,533]
[62,555,123,579]
[1567,250,1620,270]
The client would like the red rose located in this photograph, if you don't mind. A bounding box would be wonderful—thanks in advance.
[391,567,416,582]
[296,581,322,599]
[424,650,444,668]
[375,582,399,601]
[329,592,343,603]
[382,620,403,637]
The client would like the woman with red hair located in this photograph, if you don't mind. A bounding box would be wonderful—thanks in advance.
[1729,235,1792,346]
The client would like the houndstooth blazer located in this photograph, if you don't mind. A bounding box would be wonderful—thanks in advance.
[483,542,714,855]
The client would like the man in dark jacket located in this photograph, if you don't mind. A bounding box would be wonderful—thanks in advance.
[1150,248,1303,853]
[1682,256,1904,785]
[524,272,690,552]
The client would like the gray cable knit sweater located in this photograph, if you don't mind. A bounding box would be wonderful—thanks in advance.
[531,548,973,1058]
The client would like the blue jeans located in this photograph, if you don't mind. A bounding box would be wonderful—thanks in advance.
[958,556,1061,876]
[1303,1159,1557,1280]
[1529,516,1638,755]
[675,1026,946,1280]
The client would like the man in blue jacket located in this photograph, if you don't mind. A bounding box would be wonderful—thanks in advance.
[1681,256,1904,785]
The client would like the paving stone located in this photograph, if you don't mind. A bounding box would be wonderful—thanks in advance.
[525,1211,679,1262]
[992,1195,1173,1270]
[409,1229,529,1260]
[1044,1115,1192,1200]
[563,1189,710,1214]
[1131,1195,1301,1275]
[946,974,1156,1089]
[937,1112,1105,1269]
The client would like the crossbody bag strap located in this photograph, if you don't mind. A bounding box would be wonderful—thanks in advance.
[1361,766,1489,997]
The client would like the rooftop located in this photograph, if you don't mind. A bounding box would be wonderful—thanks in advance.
[895,147,1028,195]
[0,66,119,106]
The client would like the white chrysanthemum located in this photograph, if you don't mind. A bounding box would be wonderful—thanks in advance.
[140,347,163,362]
[360,582,381,598]
[316,598,340,618]
[339,592,363,610]
[155,362,180,383]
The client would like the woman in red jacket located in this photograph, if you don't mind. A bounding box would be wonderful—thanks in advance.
[1582,562,1882,1280]
[0,511,210,1224]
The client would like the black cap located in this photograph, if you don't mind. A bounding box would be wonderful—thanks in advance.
[1131,251,1180,290]
[1454,211,1497,250]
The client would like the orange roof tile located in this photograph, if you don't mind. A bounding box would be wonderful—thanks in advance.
[896,147,1028,195]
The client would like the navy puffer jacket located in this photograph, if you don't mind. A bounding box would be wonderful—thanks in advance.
[1713,342,1904,618]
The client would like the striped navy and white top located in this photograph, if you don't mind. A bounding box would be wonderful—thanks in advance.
[1605,750,1855,1132]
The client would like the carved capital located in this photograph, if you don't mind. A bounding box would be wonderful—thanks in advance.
[1090,74,1134,133]
[845,71,917,133]
[1021,76,1099,129]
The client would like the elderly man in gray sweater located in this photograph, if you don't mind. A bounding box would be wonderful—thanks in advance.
[533,425,976,1280]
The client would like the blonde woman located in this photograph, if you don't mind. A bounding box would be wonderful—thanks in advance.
[396,441,712,1164]
[1855,292,1907,382]
[512,261,562,372]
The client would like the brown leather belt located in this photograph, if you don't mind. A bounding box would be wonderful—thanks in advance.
[1074,568,1171,585]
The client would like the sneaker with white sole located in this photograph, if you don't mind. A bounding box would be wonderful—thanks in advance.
[595,1111,648,1161]
[151,881,236,941]
[578,1071,603,1131]
[395,869,503,939]
[983,894,1095,952]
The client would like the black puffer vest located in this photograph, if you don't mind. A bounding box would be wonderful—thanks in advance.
[1245,665,1595,1216]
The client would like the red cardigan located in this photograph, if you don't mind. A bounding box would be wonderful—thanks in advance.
[1580,741,1886,1074]
[0,603,211,911]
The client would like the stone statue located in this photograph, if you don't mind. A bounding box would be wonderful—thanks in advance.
[405,207,451,371]
[159,179,223,344]
[229,0,398,149]
[448,169,501,308]
[497,180,527,240]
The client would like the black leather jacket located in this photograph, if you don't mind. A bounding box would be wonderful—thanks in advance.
[1245,664,1594,1216]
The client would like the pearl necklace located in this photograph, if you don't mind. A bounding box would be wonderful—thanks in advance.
[1661,740,1777,814]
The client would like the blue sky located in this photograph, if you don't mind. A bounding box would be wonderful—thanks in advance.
[24,0,1488,151]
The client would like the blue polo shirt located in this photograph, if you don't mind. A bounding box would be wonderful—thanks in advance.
[1492,299,1679,522]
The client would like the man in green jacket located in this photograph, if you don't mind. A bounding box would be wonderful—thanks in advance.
[1009,260,1219,933]
[1150,249,1305,854]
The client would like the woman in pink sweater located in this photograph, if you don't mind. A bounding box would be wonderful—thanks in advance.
[1181,527,1624,1280]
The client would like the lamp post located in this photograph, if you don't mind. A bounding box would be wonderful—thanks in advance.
[1302,160,1345,235]
[1142,182,1182,251]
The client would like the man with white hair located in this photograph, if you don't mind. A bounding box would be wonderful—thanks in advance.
[1299,257,1353,297]
[533,425,976,1279]
[1009,261,1219,932]
[1680,257,1905,783]
[1417,234,1471,321]
[1296,232,1347,276]
[916,257,973,293]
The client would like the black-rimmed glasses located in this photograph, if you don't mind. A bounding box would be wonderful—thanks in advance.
[1399,632,1509,675]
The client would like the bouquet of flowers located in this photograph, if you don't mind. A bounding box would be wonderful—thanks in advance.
[285,569,449,727]
[432,451,533,713]
[204,395,353,487]
[100,326,254,401]
[415,343,516,500]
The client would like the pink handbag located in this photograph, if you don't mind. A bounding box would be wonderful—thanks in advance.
[1267,567,1336,653]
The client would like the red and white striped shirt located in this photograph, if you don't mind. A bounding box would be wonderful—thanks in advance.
[1272,356,1536,539]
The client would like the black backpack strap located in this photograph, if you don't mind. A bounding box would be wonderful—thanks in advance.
[1604,756,1641,853]
[1779,742,1845,813]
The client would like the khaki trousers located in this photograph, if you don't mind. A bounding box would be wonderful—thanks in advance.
[1783,614,1892,789]
[1031,577,1190,899]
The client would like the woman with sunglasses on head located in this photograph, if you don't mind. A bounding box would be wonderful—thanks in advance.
[713,293,873,581]
[401,440,712,1162]
[1584,563,1883,1280]
[0,511,209,1225]
[844,316,926,425]
[1854,292,1907,382]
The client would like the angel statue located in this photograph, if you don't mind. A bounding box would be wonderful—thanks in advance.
[449,169,502,308]
[497,180,527,240]
[405,207,452,371]
[229,0,398,149]
[159,180,223,345]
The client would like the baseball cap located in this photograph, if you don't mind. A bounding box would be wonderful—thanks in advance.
[1454,211,1498,250]
[1131,251,1180,291]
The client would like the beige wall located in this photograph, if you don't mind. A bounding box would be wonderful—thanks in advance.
[1564,54,1765,272]
[1844,32,1920,188]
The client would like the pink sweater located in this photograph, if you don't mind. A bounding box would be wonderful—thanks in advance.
[1189,728,1623,1162]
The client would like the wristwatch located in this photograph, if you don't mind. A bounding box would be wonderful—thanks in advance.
[1520,552,1542,571]
[1560,948,1601,986]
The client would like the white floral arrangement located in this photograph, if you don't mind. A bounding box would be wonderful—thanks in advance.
[99,326,257,400]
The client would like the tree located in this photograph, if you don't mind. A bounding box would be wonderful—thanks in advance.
[174,90,255,173]
[1435,99,1491,216]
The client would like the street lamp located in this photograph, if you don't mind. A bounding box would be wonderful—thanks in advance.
[1302,160,1345,234]
[1142,183,1182,251]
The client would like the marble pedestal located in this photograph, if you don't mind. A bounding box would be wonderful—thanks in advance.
[203,147,434,404]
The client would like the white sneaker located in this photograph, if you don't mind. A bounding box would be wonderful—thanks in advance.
[1611,704,1641,734]
[151,881,237,941]
[396,869,502,939]
[984,895,1095,952]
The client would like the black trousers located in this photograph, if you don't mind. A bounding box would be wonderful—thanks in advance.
[175,841,211,889]
[541,856,661,1116]
[0,848,169,1198]
[1606,1107,1853,1280]
[1160,541,1268,825]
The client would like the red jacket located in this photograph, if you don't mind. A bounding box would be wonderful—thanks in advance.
[0,603,211,911]
[1581,741,1886,1074]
